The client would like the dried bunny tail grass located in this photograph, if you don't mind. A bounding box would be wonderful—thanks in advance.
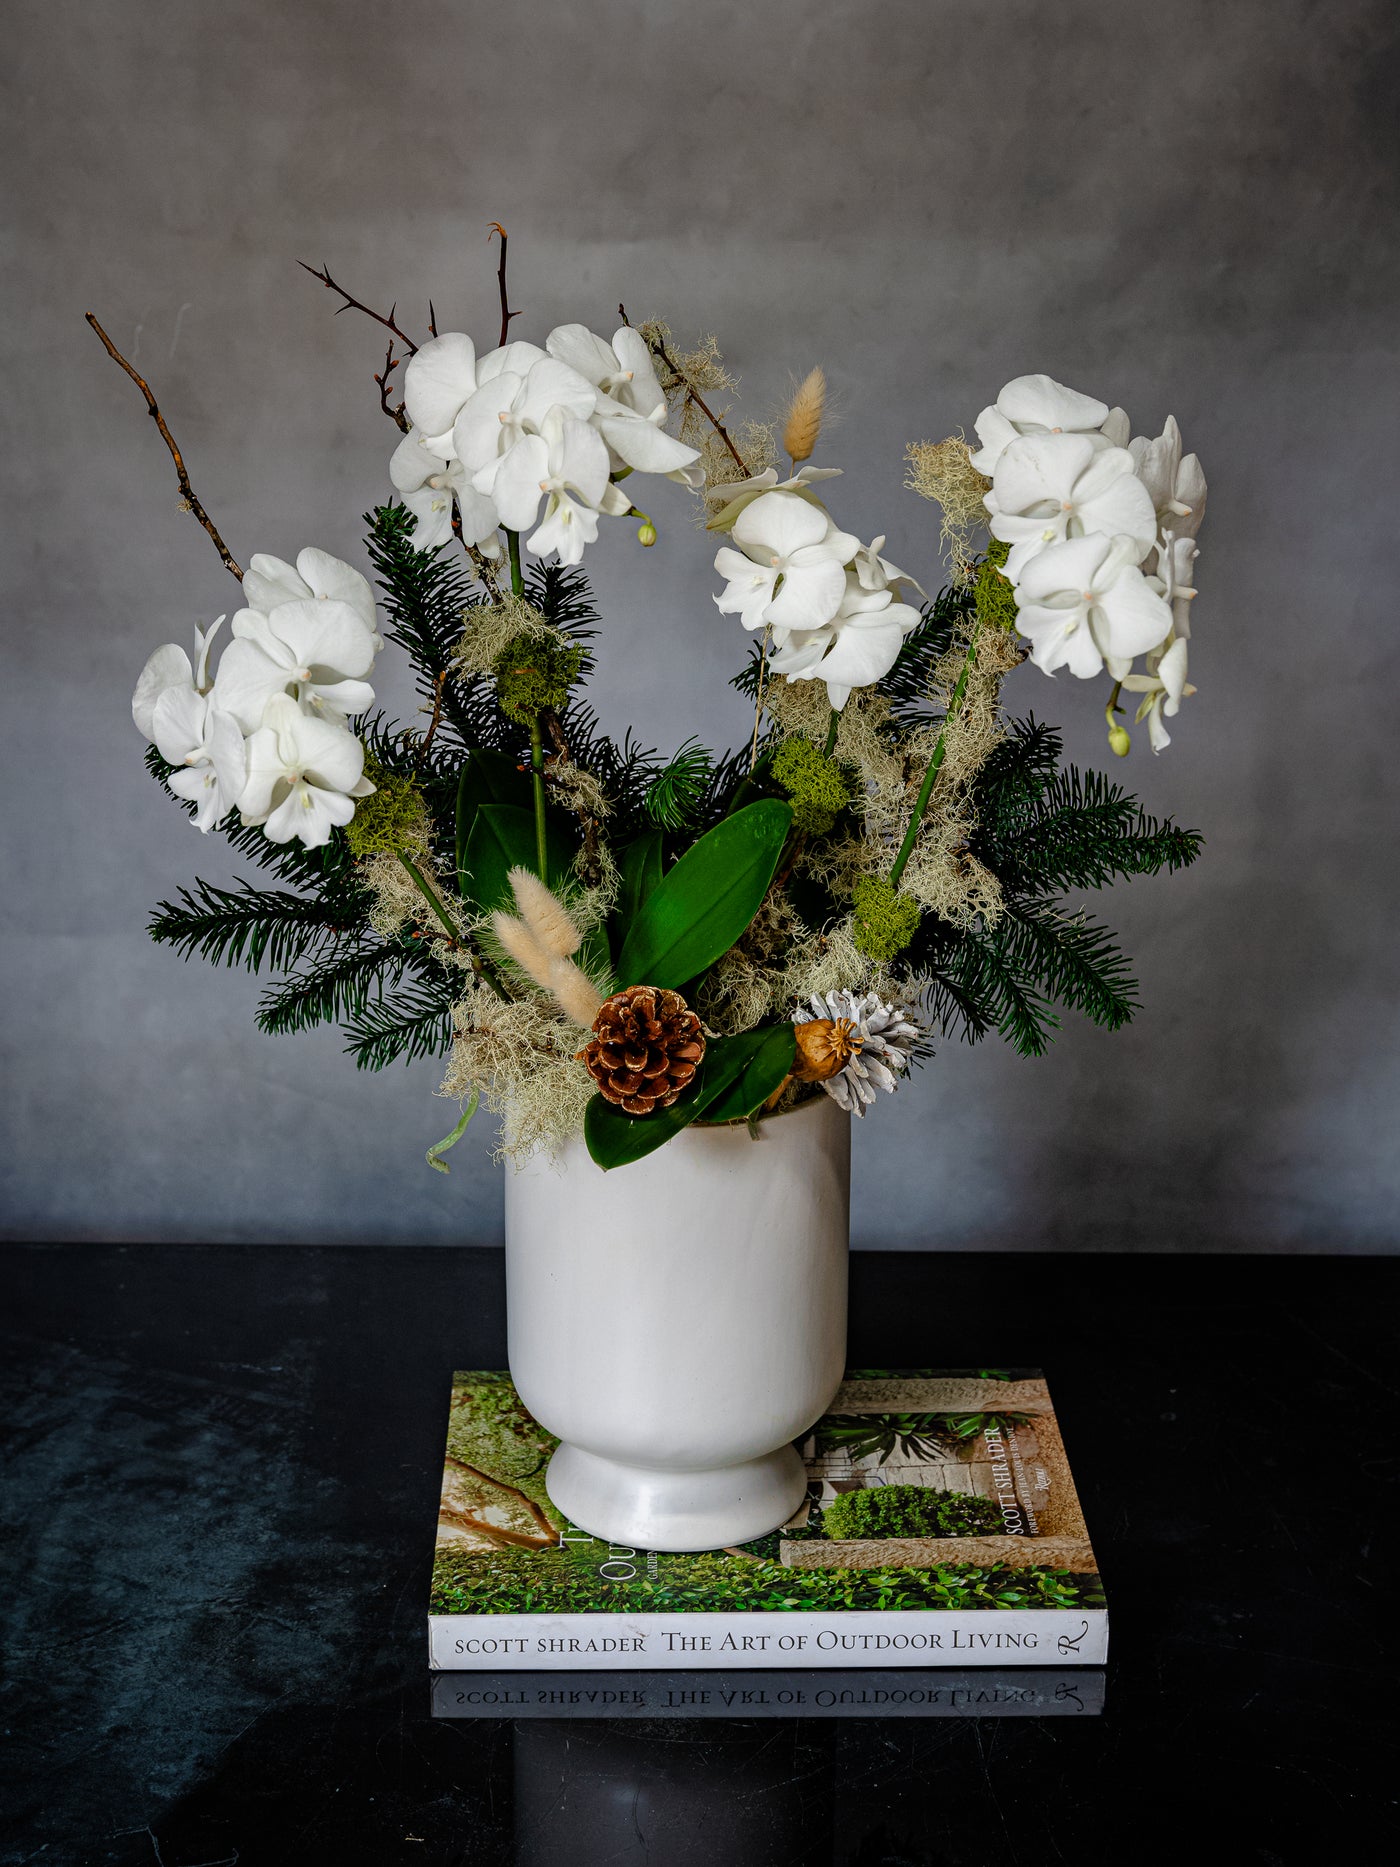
[439,983,595,1163]
[454,594,560,678]
[547,958,605,1027]
[507,867,581,958]
[782,367,826,464]
[490,909,553,981]
[905,433,992,585]
[490,869,605,1026]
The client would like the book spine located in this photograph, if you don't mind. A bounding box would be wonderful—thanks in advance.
[429,1608,1107,1671]
[430,1667,1106,1718]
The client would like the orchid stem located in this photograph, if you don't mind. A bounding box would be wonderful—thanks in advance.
[398,853,509,1000]
[507,529,523,597]
[888,622,981,888]
[529,716,549,877]
[822,708,840,757]
[746,627,772,776]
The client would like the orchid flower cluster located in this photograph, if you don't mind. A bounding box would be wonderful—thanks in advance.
[114,262,1207,1170]
[970,375,1206,753]
[388,324,701,563]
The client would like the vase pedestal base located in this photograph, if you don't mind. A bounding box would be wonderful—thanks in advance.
[545,1440,809,1553]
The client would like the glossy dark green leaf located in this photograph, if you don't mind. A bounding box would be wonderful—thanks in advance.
[460,804,576,916]
[455,750,531,881]
[616,827,665,930]
[615,801,792,991]
[698,1023,796,1125]
[583,1026,784,1170]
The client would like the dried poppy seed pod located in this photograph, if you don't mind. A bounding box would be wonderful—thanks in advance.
[792,1017,862,1083]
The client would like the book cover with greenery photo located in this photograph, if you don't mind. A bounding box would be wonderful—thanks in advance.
[429,1369,1106,1670]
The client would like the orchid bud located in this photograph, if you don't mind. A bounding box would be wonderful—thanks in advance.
[1108,723,1131,757]
[637,520,657,547]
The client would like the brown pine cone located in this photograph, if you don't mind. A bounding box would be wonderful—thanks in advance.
[577,985,706,1115]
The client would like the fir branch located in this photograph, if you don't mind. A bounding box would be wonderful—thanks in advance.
[938,925,1062,1059]
[342,972,458,1070]
[148,877,367,973]
[522,558,600,646]
[255,946,407,1038]
[991,900,1140,1032]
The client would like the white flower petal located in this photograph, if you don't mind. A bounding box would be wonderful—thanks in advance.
[132,643,193,739]
[402,333,478,440]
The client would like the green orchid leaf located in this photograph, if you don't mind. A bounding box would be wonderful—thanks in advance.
[455,750,531,882]
[460,804,576,916]
[698,1023,796,1126]
[583,1026,786,1170]
[615,801,792,992]
[616,827,665,930]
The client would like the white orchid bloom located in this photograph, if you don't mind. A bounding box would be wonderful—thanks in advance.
[543,323,700,479]
[455,355,597,492]
[152,687,247,831]
[216,594,379,732]
[401,333,481,458]
[490,407,612,566]
[712,490,859,634]
[1122,636,1195,753]
[969,374,1118,476]
[705,463,842,533]
[1158,530,1201,641]
[1014,534,1174,680]
[389,431,501,554]
[132,614,222,736]
[769,576,921,710]
[240,548,380,646]
[851,534,924,602]
[238,694,373,848]
[132,618,247,831]
[988,434,1158,582]
[1128,417,1207,535]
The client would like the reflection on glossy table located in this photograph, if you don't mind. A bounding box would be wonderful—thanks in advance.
[2,1245,1394,1865]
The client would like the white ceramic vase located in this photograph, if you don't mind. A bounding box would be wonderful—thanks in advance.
[505,1093,851,1552]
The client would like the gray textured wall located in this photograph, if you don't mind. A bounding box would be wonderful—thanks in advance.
[3,0,1397,1250]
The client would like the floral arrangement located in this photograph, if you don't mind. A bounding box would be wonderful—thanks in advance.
[103,231,1205,1173]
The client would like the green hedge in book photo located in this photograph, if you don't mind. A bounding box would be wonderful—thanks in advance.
[429,1543,1100,1617]
[821,1484,1005,1541]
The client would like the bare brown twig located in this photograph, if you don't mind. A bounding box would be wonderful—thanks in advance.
[297,261,419,354]
[620,302,751,477]
[489,222,519,348]
[85,313,244,583]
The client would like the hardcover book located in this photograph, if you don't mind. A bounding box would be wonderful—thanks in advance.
[429,1369,1107,1671]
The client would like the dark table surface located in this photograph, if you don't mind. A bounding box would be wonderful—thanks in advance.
[2,1244,1395,1866]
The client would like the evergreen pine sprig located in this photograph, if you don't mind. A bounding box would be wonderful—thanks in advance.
[342,971,458,1070]
[149,877,367,974]
[255,945,408,1037]
[644,738,716,830]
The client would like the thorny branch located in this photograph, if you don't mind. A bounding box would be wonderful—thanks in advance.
[297,260,419,354]
[620,302,751,477]
[489,222,519,348]
[375,341,408,431]
[85,313,244,584]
